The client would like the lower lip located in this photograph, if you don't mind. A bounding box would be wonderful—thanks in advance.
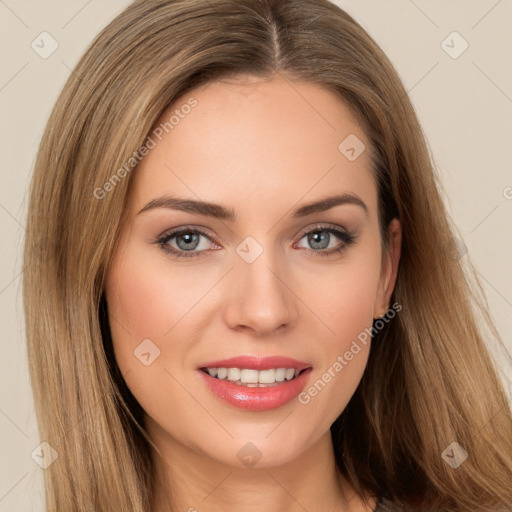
[197,368,313,411]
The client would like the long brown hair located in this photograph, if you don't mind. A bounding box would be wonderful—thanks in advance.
[23,0,512,510]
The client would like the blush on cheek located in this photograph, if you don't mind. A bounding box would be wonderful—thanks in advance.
[104,256,168,375]
[106,254,187,342]
[105,252,219,376]
[320,276,377,343]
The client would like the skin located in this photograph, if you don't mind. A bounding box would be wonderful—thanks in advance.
[105,73,401,512]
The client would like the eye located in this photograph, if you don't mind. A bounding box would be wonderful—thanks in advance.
[156,227,218,258]
[294,224,356,256]
[156,224,357,259]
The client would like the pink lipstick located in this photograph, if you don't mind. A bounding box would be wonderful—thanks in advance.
[197,355,313,411]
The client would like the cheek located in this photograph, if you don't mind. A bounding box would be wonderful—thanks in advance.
[104,249,200,422]
[296,241,381,419]
[313,273,375,375]
[307,243,382,351]
[104,246,226,404]
[105,246,214,355]
[104,247,172,385]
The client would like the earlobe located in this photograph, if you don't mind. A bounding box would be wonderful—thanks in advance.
[373,218,402,319]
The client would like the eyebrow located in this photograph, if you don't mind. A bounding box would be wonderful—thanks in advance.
[137,193,368,220]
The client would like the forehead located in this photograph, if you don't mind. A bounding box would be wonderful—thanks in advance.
[127,74,376,220]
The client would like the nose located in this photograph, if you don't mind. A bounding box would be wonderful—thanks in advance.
[222,247,298,336]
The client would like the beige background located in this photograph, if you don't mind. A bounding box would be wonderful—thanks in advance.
[1,1,511,510]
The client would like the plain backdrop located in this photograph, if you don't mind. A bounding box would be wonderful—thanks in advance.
[1,1,511,510]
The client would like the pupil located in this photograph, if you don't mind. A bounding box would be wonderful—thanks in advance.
[309,231,329,250]
[177,232,199,250]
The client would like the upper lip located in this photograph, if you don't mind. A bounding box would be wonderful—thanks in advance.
[198,355,312,371]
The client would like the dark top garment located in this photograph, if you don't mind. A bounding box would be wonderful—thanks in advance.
[374,496,421,511]
[374,496,394,511]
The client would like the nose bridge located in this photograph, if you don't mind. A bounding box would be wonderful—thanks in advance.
[223,235,297,334]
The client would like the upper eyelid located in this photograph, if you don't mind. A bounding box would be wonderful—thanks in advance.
[157,224,215,240]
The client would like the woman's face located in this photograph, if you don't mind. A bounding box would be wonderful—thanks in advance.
[105,74,400,469]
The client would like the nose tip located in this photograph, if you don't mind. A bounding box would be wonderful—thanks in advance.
[223,255,297,336]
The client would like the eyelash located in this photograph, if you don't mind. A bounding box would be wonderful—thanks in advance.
[155,223,357,259]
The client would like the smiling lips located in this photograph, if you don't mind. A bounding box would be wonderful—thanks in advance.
[197,355,313,411]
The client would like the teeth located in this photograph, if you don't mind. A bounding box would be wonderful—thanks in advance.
[286,368,296,381]
[257,369,275,384]
[204,367,303,384]
[241,369,259,383]
[216,368,228,380]
[227,368,241,381]
[275,368,286,382]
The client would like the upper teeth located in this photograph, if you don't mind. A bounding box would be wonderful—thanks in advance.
[205,367,300,384]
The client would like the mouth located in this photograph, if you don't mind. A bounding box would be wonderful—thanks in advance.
[197,362,314,411]
[199,366,310,387]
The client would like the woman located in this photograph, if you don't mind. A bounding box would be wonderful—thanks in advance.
[23,0,512,511]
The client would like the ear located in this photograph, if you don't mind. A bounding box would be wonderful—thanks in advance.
[373,218,401,318]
